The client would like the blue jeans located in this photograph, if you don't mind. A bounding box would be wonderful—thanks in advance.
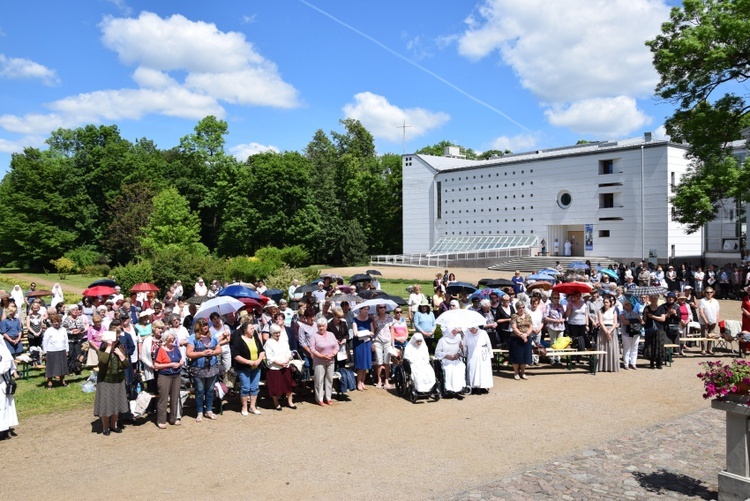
[236,368,261,397]
[193,375,217,414]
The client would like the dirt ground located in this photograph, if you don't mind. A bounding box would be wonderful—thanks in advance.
[0,265,740,500]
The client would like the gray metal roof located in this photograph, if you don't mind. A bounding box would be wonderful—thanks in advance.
[413,136,682,173]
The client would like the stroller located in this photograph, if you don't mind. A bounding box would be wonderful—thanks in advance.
[392,357,441,403]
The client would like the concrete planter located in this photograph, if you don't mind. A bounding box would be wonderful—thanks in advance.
[712,396,750,500]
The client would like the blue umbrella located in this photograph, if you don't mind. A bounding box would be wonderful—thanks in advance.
[217,284,261,300]
[445,281,477,295]
[537,267,561,276]
[568,261,590,270]
[526,273,556,283]
[599,268,618,280]
[469,288,507,301]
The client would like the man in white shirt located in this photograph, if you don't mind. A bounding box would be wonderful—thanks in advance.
[311,282,327,309]
[173,280,184,299]
[194,277,208,297]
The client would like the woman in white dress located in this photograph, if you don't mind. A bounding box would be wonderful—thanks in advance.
[463,326,493,393]
[403,333,436,393]
[435,326,466,399]
[0,340,19,439]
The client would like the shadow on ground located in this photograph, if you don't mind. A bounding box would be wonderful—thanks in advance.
[633,469,717,500]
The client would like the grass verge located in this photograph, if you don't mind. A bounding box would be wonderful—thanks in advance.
[14,368,95,419]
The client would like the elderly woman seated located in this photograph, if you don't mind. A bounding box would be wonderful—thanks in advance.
[435,326,466,399]
[402,333,436,393]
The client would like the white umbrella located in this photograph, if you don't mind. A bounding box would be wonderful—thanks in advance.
[434,309,487,331]
[351,298,398,312]
[194,296,245,320]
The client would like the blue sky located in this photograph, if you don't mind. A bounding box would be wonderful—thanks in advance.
[0,0,682,173]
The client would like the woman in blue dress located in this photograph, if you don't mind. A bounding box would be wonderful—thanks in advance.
[352,305,373,391]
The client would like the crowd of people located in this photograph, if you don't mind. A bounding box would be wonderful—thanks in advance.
[0,261,746,439]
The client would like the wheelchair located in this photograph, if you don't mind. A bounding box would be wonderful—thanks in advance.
[392,358,441,403]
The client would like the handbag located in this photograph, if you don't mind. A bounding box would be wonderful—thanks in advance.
[626,322,642,336]
[3,372,17,395]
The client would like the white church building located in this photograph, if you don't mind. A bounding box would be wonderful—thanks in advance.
[401,133,709,263]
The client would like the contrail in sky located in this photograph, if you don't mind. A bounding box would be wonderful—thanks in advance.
[299,0,530,132]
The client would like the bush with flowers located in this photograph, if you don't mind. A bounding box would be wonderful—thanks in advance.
[697,359,750,400]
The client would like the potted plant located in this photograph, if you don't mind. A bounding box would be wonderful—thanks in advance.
[697,359,750,401]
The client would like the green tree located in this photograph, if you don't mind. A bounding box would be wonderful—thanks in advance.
[416,141,479,159]
[647,0,750,229]
[0,148,95,268]
[140,187,207,256]
[102,183,156,264]
[477,149,511,160]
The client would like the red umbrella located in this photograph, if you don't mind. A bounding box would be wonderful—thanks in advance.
[238,297,262,310]
[552,281,592,296]
[82,285,116,297]
[131,282,159,293]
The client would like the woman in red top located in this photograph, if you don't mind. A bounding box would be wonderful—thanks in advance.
[153,332,183,428]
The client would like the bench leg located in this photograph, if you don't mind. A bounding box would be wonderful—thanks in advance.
[666,347,673,367]
[565,356,573,371]
[22,363,29,380]
[589,355,598,375]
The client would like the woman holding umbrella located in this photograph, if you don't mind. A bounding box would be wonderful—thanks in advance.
[642,294,668,369]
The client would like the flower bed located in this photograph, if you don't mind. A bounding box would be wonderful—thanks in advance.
[698,359,750,400]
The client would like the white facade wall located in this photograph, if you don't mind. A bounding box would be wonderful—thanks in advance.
[403,140,703,261]
[402,154,436,253]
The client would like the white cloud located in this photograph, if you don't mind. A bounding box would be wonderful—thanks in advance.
[653,124,669,141]
[0,11,300,142]
[49,88,224,122]
[456,0,668,102]
[0,54,60,86]
[0,113,68,135]
[0,136,46,154]
[186,68,298,108]
[490,133,539,153]
[229,142,280,161]
[342,92,450,142]
[107,0,132,16]
[544,96,651,137]
[242,14,257,24]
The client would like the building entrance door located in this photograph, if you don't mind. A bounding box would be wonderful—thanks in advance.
[567,231,584,257]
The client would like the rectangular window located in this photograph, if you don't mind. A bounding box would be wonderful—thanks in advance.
[599,193,614,208]
[599,159,614,175]
[436,181,442,219]
[598,230,610,237]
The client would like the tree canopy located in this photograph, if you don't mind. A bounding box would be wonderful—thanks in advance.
[647,0,750,230]
[0,117,406,270]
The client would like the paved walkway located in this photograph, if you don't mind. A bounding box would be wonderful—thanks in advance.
[451,407,725,500]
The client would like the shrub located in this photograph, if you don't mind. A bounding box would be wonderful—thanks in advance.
[50,257,76,279]
[111,260,154,292]
[225,256,277,283]
[279,245,309,267]
[149,248,225,292]
[263,265,320,299]
[81,264,111,277]
[254,246,284,269]
[64,246,104,271]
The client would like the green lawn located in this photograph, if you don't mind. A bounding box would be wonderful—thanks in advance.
[376,278,433,299]
[13,368,95,419]
[4,272,95,291]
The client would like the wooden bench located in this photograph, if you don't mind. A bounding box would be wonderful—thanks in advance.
[492,349,607,374]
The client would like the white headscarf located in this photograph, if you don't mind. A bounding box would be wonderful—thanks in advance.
[404,333,429,364]
[52,283,64,300]
[442,326,462,345]
[11,285,24,307]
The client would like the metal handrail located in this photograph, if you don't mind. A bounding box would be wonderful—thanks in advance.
[369,246,533,267]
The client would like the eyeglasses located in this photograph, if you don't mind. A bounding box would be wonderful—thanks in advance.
[706,291,714,294]
[377,306,386,309]
[394,310,402,314]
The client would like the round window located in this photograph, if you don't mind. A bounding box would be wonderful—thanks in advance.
[557,191,572,209]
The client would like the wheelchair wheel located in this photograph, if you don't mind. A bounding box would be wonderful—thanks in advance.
[393,365,405,396]
[409,389,418,403]
[431,389,441,401]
